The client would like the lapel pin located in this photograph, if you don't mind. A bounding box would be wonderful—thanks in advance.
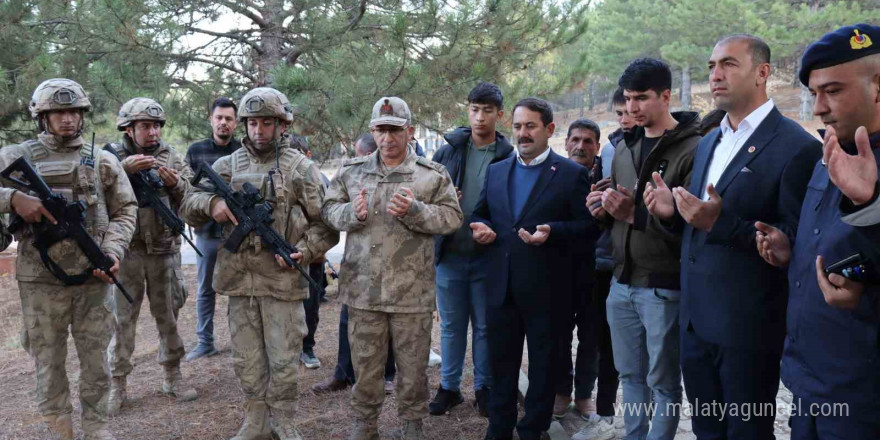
[550,165,556,172]
[748,146,756,154]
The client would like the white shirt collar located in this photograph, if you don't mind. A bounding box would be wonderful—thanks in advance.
[516,146,551,166]
[720,98,775,136]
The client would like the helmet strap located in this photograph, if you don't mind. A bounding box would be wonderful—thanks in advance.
[40,111,85,141]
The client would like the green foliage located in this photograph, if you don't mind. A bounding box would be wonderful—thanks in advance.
[0,0,871,152]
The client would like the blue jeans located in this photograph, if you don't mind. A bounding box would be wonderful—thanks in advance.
[435,253,491,392]
[606,277,682,440]
[195,232,222,346]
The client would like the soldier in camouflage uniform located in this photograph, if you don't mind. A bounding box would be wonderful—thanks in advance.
[105,98,198,416]
[322,97,463,440]
[181,87,338,440]
[0,79,137,440]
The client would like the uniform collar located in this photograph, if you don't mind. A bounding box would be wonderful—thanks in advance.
[38,132,85,151]
[362,148,416,175]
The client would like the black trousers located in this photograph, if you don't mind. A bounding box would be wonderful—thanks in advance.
[555,282,598,400]
[302,262,327,352]
[681,324,781,440]
[333,304,396,383]
[488,296,558,440]
[592,270,619,416]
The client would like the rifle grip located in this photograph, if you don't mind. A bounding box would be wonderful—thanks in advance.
[223,223,252,253]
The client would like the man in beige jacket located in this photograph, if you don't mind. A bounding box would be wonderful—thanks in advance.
[322,97,462,440]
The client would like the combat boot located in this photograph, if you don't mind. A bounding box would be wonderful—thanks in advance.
[106,376,127,416]
[401,419,423,440]
[162,364,198,402]
[347,418,379,440]
[82,419,116,440]
[269,406,303,440]
[230,399,272,440]
[43,413,73,440]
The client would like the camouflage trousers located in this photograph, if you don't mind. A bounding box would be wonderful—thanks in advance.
[228,296,306,410]
[108,248,187,376]
[349,307,432,421]
[19,281,113,423]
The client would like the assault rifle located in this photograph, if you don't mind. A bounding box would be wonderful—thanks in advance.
[191,162,324,295]
[103,146,202,257]
[0,156,133,303]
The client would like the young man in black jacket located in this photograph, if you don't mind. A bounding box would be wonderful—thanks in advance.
[184,97,242,361]
[430,82,514,416]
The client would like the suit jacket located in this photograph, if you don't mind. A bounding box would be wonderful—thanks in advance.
[472,149,597,315]
[680,107,822,351]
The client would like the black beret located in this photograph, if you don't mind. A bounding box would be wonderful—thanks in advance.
[799,24,880,87]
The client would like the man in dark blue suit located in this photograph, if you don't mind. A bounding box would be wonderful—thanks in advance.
[757,24,880,439]
[471,98,596,440]
[645,35,822,439]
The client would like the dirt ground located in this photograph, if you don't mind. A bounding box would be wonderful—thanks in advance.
[0,265,490,440]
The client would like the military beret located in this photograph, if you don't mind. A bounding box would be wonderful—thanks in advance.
[799,23,880,87]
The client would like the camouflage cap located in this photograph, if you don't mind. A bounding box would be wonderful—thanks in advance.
[239,87,294,123]
[370,97,411,128]
[28,78,92,119]
[116,97,166,131]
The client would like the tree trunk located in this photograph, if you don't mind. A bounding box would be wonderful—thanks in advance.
[588,81,596,112]
[680,64,692,110]
[254,0,287,85]
[792,55,802,88]
[799,84,814,122]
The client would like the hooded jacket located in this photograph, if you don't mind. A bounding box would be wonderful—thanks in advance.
[431,126,514,265]
[608,111,702,289]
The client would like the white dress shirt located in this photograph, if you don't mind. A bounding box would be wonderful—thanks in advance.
[702,99,775,200]
[515,145,551,166]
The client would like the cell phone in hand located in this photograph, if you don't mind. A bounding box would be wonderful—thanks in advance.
[824,253,870,282]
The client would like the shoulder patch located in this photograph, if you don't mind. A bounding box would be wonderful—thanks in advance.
[343,156,369,167]
[415,156,444,173]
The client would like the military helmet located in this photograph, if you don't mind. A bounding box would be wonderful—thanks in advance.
[116,97,166,131]
[28,78,92,119]
[238,88,293,123]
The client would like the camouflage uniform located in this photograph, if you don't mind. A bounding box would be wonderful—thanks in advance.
[0,79,137,439]
[322,128,462,434]
[181,88,338,440]
[104,98,196,413]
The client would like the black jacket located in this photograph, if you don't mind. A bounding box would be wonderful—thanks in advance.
[431,126,514,265]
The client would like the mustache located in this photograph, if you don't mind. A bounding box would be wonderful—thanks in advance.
[569,150,587,157]
[517,137,534,144]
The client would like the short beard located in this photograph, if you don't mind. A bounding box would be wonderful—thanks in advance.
[216,132,232,141]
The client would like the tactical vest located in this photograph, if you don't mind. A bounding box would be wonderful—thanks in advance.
[225,147,309,255]
[14,139,109,283]
[107,142,180,254]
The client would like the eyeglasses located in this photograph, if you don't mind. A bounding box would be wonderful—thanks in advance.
[370,126,407,137]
